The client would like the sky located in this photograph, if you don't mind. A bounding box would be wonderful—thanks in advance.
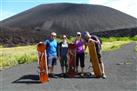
[0,0,137,21]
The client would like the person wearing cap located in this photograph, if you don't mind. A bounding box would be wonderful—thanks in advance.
[74,32,86,76]
[58,34,69,77]
[44,32,58,78]
[83,31,106,79]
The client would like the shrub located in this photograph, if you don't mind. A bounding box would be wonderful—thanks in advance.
[130,35,137,41]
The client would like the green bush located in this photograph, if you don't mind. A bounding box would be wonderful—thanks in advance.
[117,37,130,41]
[130,35,137,41]
[101,36,136,42]
[17,54,31,64]
[101,37,118,42]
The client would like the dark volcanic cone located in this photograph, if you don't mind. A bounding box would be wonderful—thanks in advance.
[0,3,137,46]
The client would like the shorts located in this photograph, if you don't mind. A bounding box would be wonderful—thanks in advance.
[60,56,68,67]
[76,52,85,68]
[96,43,102,58]
[47,55,57,67]
[97,51,101,59]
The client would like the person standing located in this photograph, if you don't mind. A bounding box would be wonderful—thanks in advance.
[74,32,86,76]
[44,32,58,77]
[58,35,69,77]
[83,31,106,79]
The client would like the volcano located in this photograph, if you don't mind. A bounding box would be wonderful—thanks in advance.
[0,3,137,46]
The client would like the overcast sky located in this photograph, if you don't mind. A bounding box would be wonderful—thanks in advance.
[0,0,137,21]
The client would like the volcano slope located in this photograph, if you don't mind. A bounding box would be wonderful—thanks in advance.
[0,3,137,46]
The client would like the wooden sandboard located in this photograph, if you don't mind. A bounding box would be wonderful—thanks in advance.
[37,42,48,83]
[88,41,102,77]
[66,44,76,77]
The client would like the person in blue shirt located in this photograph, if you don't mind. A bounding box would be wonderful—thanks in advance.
[44,32,58,77]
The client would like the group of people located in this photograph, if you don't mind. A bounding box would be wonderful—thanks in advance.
[44,31,106,79]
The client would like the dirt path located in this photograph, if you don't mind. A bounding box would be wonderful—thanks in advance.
[0,42,137,91]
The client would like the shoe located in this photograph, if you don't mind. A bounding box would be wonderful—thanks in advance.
[60,73,65,77]
[48,73,57,78]
[80,73,84,77]
[52,74,58,78]
[102,74,107,79]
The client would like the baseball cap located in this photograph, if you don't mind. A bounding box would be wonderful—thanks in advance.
[63,35,67,38]
[83,31,91,37]
[77,32,81,36]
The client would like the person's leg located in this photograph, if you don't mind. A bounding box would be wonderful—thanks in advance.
[61,67,64,73]
[97,47,106,78]
[76,53,79,72]
[64,56,68,73]
[50,56,57,77]
[48,67,52,74]
[47,56,53,76]
[60,57,65,74]
[98,58,106,79]
[80,52,85,74]
[50,66,54,74]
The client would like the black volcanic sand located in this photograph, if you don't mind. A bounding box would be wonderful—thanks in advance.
[0,42,137,91]
[1,3,137,36]
[0,3,137,46]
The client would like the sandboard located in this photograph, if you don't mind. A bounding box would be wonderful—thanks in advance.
[88,41,102,78]
[37,42,48,83]
[66,44,76,77]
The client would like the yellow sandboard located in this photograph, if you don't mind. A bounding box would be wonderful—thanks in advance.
[88,41,102,78]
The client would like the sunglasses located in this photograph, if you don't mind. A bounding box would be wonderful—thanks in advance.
[77,34,81,36]
[51,35,56,37]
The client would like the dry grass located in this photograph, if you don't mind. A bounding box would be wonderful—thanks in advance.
[0,45,37,69]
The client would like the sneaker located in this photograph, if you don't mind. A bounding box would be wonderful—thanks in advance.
[80,73,84,77]
[52,74,58,78]
[60,73,65,77]
[102,74,107,79]
[48,73,57,78]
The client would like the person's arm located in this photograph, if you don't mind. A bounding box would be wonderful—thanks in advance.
[67,49,70,62]
[56,42,59,57]
[84,42,88,51]
[73,39,76,44]
[44,40,49,51]
[57,42,61,60]
[44,40,47,45]
[94,36,101,44]
[83,39,87,51]
[44,40,48,47]
[89,38,100,44]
